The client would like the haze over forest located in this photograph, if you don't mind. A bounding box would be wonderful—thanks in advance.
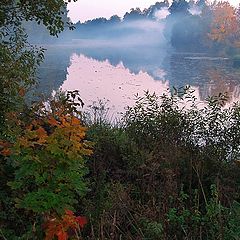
[67,0,239,22]
[25,0,240,54]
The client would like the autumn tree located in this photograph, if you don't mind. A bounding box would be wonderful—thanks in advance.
[0,90,92,239]
[0,1,94,239]
[209,1,239,48]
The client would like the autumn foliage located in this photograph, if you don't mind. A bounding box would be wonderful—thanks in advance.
[209,2,240,46]
[44,210,87,240]
[0,91,91,238]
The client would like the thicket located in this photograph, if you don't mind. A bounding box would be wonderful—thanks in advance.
[80,88,240,239]
[1,87,240,239]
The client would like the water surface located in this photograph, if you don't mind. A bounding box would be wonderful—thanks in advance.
[38,45,240,115]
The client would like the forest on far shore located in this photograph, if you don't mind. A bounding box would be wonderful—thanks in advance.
[25,0,240,56]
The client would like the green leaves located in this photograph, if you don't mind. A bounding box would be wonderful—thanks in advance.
[0,1,83,238]
[20,189,74,213]
[8,91,92,217]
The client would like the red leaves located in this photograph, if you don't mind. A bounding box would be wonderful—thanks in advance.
[76,216,87,228]
[56,230,68,240]
[44,210,87,240]
[65,210,74,216]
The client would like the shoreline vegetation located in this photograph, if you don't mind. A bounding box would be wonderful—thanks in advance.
[1,88,240,239]
[1,0,240,239]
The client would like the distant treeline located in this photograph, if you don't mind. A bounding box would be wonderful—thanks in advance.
[25,0,240,54]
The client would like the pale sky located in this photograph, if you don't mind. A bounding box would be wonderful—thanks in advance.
[67,0,239,23]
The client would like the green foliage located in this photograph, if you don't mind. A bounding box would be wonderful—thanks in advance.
[0,0,76,135]
[8,92,92,215]
[226,201,240,239]
[140,219,164,239]
[0,26,44,132]
[80,88,240,239]
[0,92,92,238]
[0,1,94,239]
[1,85,240,239]
[0,0,76,35]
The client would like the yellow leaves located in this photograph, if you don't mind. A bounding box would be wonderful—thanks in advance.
[15,112,93,164]
[1,109,93,163]
[18,137,31,148]
[46,121,92,160]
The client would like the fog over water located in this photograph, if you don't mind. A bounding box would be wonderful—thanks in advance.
[33,1,240,117]
[37,45,240,117]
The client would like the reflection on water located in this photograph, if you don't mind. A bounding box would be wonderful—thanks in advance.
[61,54,169,114]
[204,69,240,105]
[38,46,240,114]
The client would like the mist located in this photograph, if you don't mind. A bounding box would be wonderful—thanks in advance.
[25,0,240,114]
[154,7,170,20]
[78,20,169,47]
[24,0,210,53]
[188,5,202,15]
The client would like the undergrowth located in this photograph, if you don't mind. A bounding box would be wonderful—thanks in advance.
[1,87,240,239]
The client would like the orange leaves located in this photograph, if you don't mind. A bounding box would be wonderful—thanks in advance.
[36,127,48,144]
[15,111,93,165]
[0,140,12,156]
[44,210,87,240]
[4,112,93,161]
[44,114,92,160]
[18,124,48,148]
[0,148,11,157]
[7,91,91,238]
[18,87,25,97]
[71,116,81,126]
[56,231,67,240]
[48,117,58,127]
[209,2,239,45]
[48,113,82,128]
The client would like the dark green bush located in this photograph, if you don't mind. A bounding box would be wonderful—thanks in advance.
[81,88,240,239]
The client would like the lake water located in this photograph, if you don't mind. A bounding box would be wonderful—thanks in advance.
[38,45,240,117]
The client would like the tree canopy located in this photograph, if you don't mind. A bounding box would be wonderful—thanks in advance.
[0,0,76,133]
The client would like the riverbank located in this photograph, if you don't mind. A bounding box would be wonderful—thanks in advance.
[2,88,240,239]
